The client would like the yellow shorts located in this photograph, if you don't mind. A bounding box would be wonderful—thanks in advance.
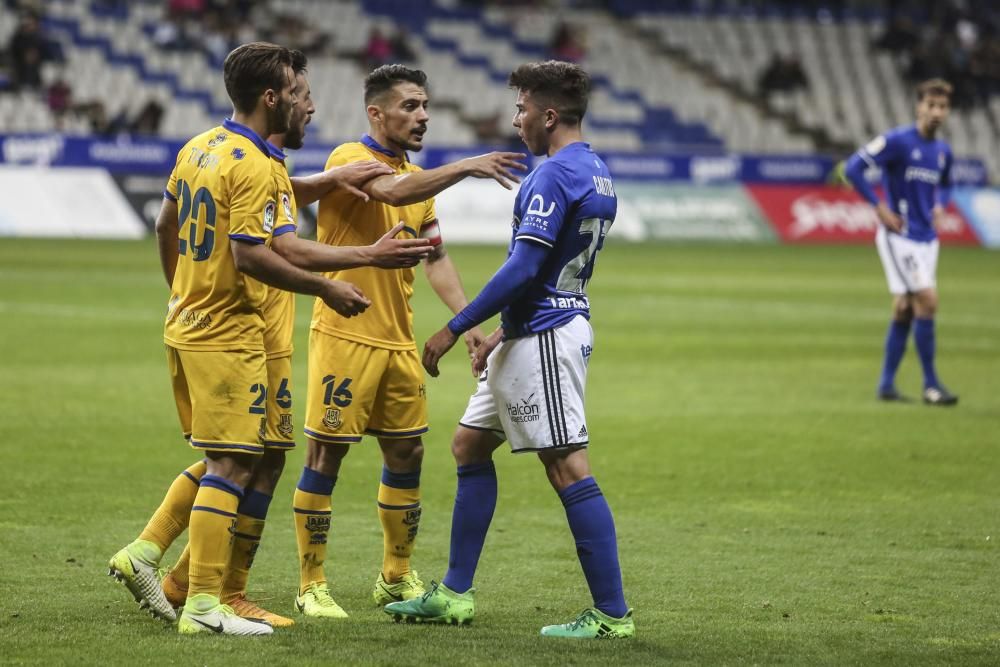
[261,354,296,450]
[304,330,428,445]
[166,345,267,455]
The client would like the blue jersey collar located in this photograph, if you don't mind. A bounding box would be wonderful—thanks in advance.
[362,133,406,161]
[265,140,286,162]
[223,118,272,157]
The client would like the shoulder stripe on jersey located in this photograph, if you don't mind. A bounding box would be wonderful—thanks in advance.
[858,151,877,169]
[229,233,266,244]
[515,234,554,248]
[272,224,296,237]
[545,330,569,444]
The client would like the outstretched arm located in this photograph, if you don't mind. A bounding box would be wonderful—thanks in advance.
[365,152,528,206]
[290,160,394,206]
[271,222,431,271]
[422,239,550,376]
[230,240,370,318]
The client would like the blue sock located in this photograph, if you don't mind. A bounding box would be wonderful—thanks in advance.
[238,489,273,520]
[913,318,940,389]
[878,319,911,392]
[559,477,628,618]
[442,462,497,594]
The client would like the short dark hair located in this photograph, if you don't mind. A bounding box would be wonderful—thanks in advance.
[508,60,590,125]
[290,49,308,76]
[223,42,293,114]
[916,78,952,101]
[364,64,428,105]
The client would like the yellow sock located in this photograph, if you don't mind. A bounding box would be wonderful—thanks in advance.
[170,544,191,589]
[221,515,264,603]
[377,467,421,582]
[187,475,242,599]
[138,460,207,553]
[221,489,271,602]
[293,467,335,593]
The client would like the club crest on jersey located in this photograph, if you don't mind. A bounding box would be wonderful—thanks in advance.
[231,147,246,160]
[262,201,276,233]
[911,148,922,161]
[323,408,342,429]
[206,132,228,148]
[281,192,294,222]
[278,414,293,438]
[865,135,886,155]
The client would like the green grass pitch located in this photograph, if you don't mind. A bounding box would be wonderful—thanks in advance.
[0,239,997,665]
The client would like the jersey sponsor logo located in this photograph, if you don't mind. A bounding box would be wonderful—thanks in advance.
[506,394,540,423]
[865,135,887,155]
[904,166,941,184]
[177,308,213,330]
[526,194,556,217]
[281,192,294,222]
[263,200,276,233]
[547,295,590,309]
[231,148,246,160]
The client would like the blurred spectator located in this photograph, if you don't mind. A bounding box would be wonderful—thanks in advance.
[129,100,165,136]
[46,75,72,117]
[873,16,920,53]
[549,22,586,62]
[7,10,49,91]
[364,28,393,69]
[390,27,417,63]
[757,53,808,97]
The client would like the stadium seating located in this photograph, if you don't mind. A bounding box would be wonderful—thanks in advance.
[0,0,995,177]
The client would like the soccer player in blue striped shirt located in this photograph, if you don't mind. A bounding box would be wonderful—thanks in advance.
[384,61,634,639]
[845,78,958,406]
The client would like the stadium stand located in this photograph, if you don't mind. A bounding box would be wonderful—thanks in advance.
[0,0,996,178]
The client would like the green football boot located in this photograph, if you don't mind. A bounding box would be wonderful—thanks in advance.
[108,539,177,622]
[373,570,425,606]
[540,608,635,639]
[383,581,474,625]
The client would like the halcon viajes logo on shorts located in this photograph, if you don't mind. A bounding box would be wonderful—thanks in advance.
[506,394,540,423]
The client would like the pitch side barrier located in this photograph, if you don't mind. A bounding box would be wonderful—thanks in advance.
[0,134,994,246]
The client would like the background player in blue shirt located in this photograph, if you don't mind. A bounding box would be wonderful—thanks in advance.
[845,78,958,406]
[384,61,634,639]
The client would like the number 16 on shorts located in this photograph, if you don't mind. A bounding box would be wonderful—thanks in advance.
[321,374,353,429]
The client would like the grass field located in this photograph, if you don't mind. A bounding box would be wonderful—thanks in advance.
[1,238,998,665]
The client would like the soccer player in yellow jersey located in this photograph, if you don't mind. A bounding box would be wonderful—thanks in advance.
[156,50,432,628]
[107,42,385,637]
[294,64,529,617]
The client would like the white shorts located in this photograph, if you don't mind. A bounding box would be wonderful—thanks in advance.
[876,226,939,295]
[459,315,592,453]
